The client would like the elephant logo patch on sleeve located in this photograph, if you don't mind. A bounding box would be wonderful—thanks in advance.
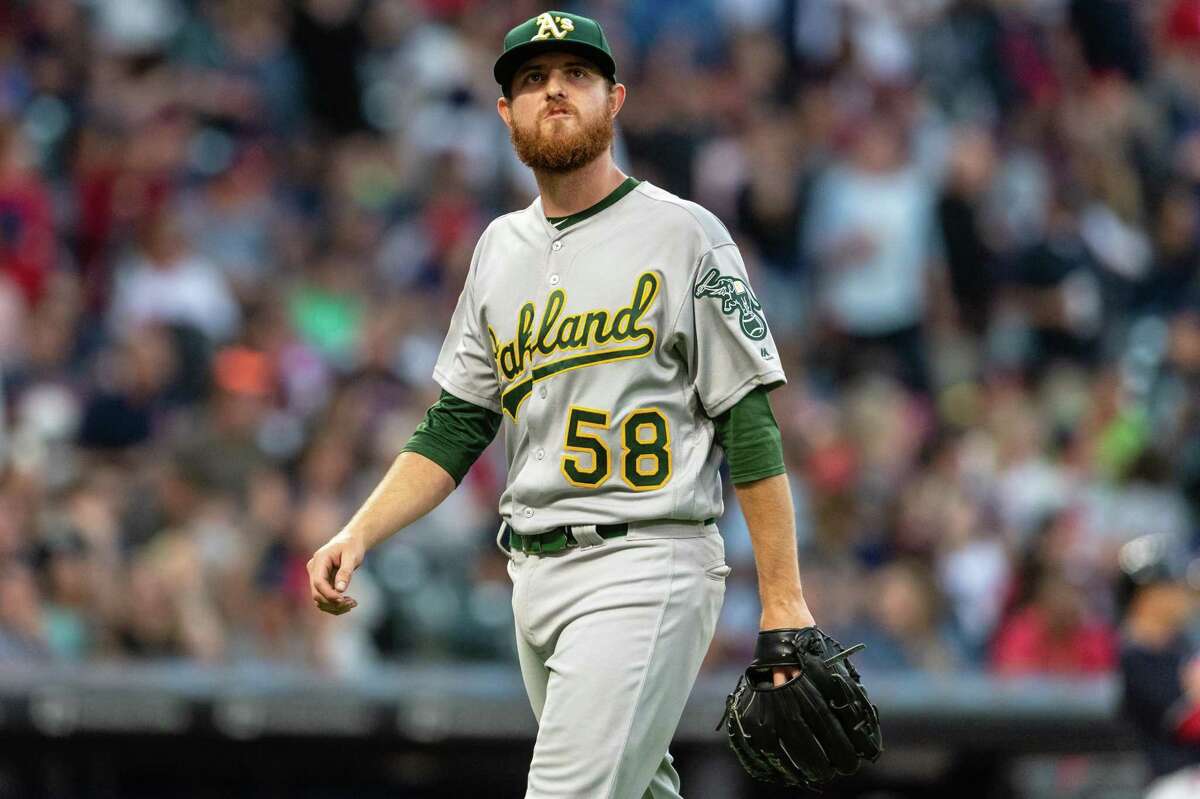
[694,268,769,341]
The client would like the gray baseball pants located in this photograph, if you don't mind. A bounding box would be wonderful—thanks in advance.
[501,519,729,799]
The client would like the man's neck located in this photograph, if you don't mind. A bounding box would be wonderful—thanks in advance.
[535,156,627,218]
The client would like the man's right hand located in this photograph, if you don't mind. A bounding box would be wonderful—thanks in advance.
[307,532,365,615]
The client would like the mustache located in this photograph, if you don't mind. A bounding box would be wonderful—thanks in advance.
[511,104,614,174]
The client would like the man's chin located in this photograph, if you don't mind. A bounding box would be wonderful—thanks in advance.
[511,116,613,173]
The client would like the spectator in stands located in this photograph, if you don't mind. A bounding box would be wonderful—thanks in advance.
[804,111,937,394]
[290,0,368,134]
[0,560,48,661]
[1136,184,1200,315]
[1117,534,1200,793]
[107,210,240,343]
[178,146,283,295]
[991,568,1117,676]
[0,121,54,310]
[842,559,966,673]
[32,520,94,661]
[113,532,224,662]
[732,113,811,336]
[1069,0,1148,83]
[76,324,178,450]
[937,125,998,339]
[1006,190,1104,373]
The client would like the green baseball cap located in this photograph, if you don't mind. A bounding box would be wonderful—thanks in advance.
[494,10,616,93]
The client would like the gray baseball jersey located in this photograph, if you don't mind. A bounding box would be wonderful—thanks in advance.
[432,178,785,533]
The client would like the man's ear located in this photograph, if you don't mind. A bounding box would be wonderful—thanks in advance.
[497,96,512,131]
[609,83,627,119]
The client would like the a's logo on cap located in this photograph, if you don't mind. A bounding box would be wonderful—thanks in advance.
[531,12,574,41]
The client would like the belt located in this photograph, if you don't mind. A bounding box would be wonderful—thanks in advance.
[506,518,716,556]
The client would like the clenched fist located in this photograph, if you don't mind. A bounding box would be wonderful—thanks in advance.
[307,532,365,615]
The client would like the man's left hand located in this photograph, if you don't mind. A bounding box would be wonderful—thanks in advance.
[761,601,817,686]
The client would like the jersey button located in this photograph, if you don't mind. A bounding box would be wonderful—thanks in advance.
[523,508,534,518]
[549,274,560,285]
[538,385,548,399]
[552,241,563,252]
[535,447,545,460]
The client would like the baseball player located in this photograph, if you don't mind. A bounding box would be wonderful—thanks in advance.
[308,10,879,797]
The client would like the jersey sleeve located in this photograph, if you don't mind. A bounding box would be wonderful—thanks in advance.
[673,243,787,417]
[401,389,501,485]
[431,237,502,414]
[712,386,786,484]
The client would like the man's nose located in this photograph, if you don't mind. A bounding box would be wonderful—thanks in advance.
[543,69,568,96]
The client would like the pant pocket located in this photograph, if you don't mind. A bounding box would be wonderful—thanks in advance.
[703,559,732,582]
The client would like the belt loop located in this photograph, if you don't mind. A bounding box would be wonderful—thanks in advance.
[569,524,605,548]
[495,520,514,560]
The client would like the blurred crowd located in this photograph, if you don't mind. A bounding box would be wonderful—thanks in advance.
[0,0,1198,679]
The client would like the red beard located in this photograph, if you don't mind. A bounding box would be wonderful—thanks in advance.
[510,106,614,173]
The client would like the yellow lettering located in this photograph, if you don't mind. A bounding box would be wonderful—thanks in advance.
[490,272,660,385]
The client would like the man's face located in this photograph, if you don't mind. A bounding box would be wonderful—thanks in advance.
[1160,583,1198,628]
[499,51,624,173]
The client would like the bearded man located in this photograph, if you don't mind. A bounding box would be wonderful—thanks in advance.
[307,10,879,797]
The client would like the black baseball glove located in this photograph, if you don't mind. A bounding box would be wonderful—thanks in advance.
[717,627,882,790]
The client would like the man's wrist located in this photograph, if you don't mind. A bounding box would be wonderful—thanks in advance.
[336,527,371,550]
[759,596,815,630]
[758,586,806,611]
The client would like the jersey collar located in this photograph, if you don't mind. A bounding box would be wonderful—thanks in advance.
[543,176,640,234]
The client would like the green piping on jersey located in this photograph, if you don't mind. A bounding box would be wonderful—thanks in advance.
[496,271,660,420]
[545,176,641,231]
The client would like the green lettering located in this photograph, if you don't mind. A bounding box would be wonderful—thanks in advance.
[585,310,612,344]
[516,303,536,371]
[489,273,663,416]
[612,273,657,340]
[536,290,566,354]
[556,314,583,350]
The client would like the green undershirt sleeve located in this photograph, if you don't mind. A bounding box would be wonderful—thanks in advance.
[712,385,786,485]
[400,389,503,486]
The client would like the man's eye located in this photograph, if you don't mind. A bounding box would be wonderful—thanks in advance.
[527,73,543,83]
[571,68,585,78]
